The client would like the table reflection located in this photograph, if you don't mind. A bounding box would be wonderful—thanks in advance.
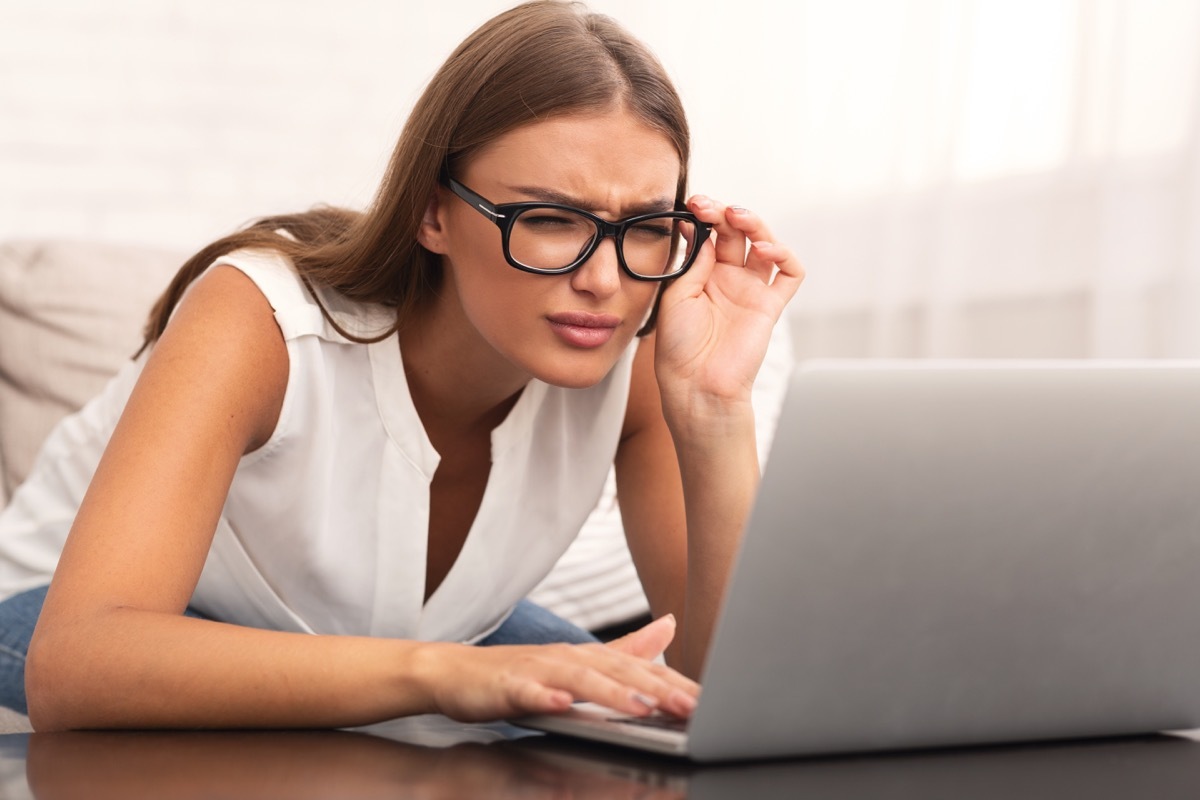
[22,726,684,800]
[8,722,1200,799]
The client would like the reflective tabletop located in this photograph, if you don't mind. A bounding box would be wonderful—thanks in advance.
[3,716,1200,799]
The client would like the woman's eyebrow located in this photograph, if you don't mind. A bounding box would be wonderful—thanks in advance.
[505,185,676,216]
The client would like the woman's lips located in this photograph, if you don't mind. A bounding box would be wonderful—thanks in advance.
[547,312,621,349]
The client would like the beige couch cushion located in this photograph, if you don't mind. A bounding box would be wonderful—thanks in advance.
[0,240,182,506]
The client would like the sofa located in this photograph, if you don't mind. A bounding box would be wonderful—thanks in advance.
[0,240,188,507]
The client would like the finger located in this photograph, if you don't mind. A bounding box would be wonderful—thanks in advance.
[718,204,777,245]
[688,195,746,266]
[512,680,574,714]
[549,642,700,719]
[718,206,774,282]
[544,657,666,717]
[716,203,804,290]
[664,235,716,302]
[570,646,700,718]
[626,660,701,718]
[749,240,805,302]
[605,613,676,661]
[742,239,777,285]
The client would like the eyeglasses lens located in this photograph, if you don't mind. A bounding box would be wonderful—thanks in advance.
[508,209,698,277]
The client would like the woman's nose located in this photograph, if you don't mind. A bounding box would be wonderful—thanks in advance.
[568,236,622,299]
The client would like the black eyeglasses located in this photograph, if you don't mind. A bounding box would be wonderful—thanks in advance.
[444,177,711,281]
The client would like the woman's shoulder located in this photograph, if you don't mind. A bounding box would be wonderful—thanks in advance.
[200,247,394,344]
[145,262,291,454]
[197,248,331,344]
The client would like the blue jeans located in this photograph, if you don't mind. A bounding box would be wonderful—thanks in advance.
[0,586,594,714]
[477,599,599,646]
[0,585,49,715]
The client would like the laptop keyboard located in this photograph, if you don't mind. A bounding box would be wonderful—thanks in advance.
[608,713,689,733]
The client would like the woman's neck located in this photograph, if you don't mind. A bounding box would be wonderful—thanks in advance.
[397,306,530,448]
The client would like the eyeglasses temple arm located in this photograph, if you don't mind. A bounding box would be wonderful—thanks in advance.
[445,178,506,224]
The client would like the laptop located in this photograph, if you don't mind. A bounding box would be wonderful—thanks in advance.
[515,360,1200,761]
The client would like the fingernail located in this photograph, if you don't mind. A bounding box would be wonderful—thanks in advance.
[729,206,749,215]
[752,240,773,251]
[691,196,713,210]
[633,692,659,710]
[659,613,676,626]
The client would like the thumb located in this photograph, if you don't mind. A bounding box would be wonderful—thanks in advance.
[666,237,716,304]
[605,614,676,661]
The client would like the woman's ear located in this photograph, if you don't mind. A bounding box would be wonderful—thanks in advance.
[416,190,449,254]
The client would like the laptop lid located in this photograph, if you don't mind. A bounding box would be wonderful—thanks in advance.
[687,360,1200,760]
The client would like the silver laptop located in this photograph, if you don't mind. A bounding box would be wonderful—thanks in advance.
[515,360,1200,761]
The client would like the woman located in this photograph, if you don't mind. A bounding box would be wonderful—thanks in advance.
[0,0,802,730]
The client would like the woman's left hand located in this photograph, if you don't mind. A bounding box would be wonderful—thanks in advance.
[654,196,804,418]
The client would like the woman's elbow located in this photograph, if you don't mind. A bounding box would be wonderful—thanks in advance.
[25,626,79,732]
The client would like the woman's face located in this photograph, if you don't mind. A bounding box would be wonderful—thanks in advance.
[424,107,681,390]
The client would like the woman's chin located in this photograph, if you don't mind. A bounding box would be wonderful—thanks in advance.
[500,329,639,390]
[536,367,611,390]
[529,353,623,390]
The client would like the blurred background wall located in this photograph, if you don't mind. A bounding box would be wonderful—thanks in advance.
[2,0,1197,359]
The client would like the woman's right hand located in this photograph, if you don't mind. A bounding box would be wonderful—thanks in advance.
[418,614,700,722]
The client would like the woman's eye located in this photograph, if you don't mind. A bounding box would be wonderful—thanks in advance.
[628,222,674,240]
[519,213,580,229]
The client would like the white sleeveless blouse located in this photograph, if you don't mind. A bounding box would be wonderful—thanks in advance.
[0,248,636,643]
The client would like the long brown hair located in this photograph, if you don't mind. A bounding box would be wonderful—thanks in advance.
[138,0,691,354]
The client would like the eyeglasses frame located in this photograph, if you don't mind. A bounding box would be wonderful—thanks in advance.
[443,177,711,282]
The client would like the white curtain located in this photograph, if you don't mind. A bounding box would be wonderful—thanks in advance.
[759,0,1200,359]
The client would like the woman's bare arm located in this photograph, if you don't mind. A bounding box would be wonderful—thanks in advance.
[620,197,803,680]
[617,338,758,680]
[26,265,430,730]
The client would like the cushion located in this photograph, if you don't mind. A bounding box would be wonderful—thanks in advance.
[0,240,182,505]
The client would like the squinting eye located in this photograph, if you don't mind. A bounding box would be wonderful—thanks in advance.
[519,214,577,228]
[627,222,674,239]
[518,211,592,230]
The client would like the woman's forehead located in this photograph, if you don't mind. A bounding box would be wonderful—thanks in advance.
[463,110,682,203]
